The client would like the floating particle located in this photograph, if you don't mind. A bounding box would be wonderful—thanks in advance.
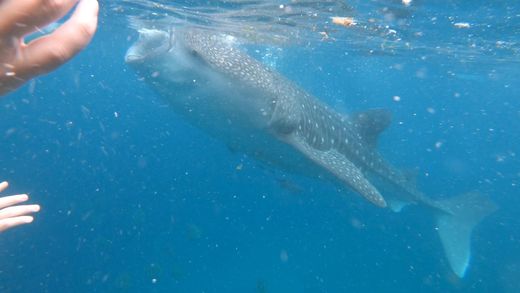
[393,95,401,102]
[402,0,412,6]
[280,250,289,262]
[435,141,443,149]
[350,217,365,229]
[28,79,36,94]
[319,31,330,41]
[393,63,404,70]
[496,155,506,163]
[416,68,427,78]
[5,128,16,137]
[426,107,436,114]
[454,22,471,29]
[331,16,357,27]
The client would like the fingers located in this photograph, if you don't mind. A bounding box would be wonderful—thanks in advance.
[0,0,99,95]
[0,181,7,193]
[15,0,99,78]
[0,193,40,233]
[0,216,34,233]
[0,204,40,220]
[0,0,78,37]
[0,193,29,209]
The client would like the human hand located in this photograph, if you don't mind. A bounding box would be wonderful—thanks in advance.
[0,0,99,95]
[0,181,40,233]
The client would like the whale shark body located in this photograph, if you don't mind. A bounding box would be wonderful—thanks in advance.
[126,27,496,278]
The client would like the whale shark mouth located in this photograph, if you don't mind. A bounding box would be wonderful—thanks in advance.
[124,53,145,64]
[125,28,174,64]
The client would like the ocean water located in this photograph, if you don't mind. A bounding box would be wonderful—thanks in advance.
[0,1,519,292]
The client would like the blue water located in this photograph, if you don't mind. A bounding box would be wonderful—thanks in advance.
[1,1,519,292]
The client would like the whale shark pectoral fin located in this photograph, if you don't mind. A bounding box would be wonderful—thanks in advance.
[286,135,387,208]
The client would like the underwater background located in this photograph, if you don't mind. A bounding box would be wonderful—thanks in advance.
[0,0,519,292]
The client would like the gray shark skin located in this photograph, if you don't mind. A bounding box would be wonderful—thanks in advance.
[126,27,496,278]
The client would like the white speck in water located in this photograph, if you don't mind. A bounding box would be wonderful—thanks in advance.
[454,22,471,29]
[280,250,289,262]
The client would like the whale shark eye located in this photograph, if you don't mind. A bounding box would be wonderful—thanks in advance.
[190,49,199,57]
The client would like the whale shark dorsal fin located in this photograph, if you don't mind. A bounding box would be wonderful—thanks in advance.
[352,109,392,147]
[286,134,387,208]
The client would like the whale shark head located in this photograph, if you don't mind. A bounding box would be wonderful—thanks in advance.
[125,29,173,64]
[125,28,215,90]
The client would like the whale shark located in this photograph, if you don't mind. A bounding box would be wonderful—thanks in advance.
[125,27,496,278]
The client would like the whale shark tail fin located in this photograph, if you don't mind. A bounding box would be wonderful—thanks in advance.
[434,191,497,278]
